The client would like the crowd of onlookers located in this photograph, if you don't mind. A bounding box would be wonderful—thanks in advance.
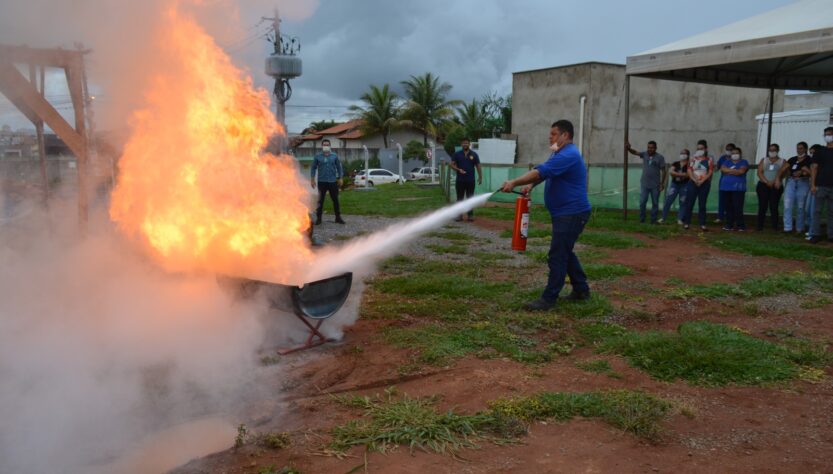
[626,126,833,243]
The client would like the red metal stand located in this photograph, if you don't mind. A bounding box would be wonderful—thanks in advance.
[277,315,335,355]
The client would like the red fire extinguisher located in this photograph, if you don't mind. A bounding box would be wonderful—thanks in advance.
[511,190,530,251]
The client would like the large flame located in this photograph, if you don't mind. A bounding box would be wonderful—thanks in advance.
[110,7,313,284]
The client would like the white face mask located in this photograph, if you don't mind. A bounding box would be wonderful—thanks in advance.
[322,145,331,153]
[679,154,688,161]
[731,154,741,161]
[694,150,705,158]
[798,152,806,158]
[768,151,778,158]
[825,135,833,144]
[549,142,560,152]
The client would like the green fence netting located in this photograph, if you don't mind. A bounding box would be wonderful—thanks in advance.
[440,163,768,215]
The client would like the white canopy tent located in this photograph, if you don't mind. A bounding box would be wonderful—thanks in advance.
[621,0,833,217]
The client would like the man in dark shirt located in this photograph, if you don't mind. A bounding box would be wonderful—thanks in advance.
[500,120,592,311]
[449,138,482,222]
[626,140,666,224]
[809,127,833,243]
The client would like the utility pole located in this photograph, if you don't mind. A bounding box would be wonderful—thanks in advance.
[264,8,302,152]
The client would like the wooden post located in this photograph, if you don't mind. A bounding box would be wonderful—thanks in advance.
[66,58,88,228]
[29,64,49,205]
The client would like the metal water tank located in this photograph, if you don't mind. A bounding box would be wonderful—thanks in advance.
[266,54,302,79]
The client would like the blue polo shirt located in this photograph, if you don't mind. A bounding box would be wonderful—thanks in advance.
[451,150,480,183]
[719,159,749,192]
[310,152,343,183]
[534,143,592,217]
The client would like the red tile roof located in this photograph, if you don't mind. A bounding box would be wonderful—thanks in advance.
[315,119,363,136]
[337,129,364,140]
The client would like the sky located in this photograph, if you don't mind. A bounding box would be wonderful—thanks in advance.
[0,0,797,135]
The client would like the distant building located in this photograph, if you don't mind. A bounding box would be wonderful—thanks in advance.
[512,62,782,165]
[292,119,427,164]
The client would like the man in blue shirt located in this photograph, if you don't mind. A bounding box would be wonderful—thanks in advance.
[449,138,482,222]
[310,139,345,225]
[501,120,592,311]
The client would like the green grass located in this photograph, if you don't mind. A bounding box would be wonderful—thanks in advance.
[575,359,621,378]
[585,209,682,239]
[385,322,552,365]
[583,263,634,280]
[430,231,476,242]
[580,231,645,249]
[708,232,833,272]
[596,321,827,386]
[425,243,469,255]
[322,182,447,217]
[330,388,676,455]
[487,390,674,441]
[374,273,513,299]
[667,271,831,300]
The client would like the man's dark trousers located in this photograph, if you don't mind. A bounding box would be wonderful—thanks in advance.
[542,212,591,302]
[316,181,341,220]
[455,181,476,218]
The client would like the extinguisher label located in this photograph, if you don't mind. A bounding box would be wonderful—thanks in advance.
[520,214,529,239]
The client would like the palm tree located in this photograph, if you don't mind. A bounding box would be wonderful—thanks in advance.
[348,84,401,148]
[400,73,461,146]
[456,99,488,140]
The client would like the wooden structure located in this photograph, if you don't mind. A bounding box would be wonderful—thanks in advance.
[0,44,91,225]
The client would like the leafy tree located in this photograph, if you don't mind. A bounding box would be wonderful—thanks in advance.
[348,84,402,148]
[306,120,337,133]
[456,99,489,141]
[400,73,461,146]
[443,123,466,156]
[403,140,427,162]
[481,92,512,135]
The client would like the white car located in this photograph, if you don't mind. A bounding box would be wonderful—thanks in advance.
[409,167,438,180]
[353,169,406,186]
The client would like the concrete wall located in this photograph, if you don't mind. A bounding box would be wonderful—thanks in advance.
[512,62,783,165]
[512,64,592,165]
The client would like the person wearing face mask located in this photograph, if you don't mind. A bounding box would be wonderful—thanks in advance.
[779,142,812,234]
[719,147,749,231]
[683,139,714,231]
[805,144,823,240]
[625,140,666,224]
[715,143,736,224]
[310,139,345,225]
[756,143,785,232]
[500,120,591,311]
[660,149,690,224]
[809,127,833,244]
[449,138,483,222]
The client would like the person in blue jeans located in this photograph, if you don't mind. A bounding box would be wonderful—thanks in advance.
[626,140,666,224]
[683,140,714,231]
[780,142,812,233]
[715,143,736,224]
[661,149,690,224]
[805,144,823,239]
[500,119,591,311]
[719,147,749,231]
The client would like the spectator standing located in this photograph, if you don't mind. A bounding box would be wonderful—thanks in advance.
[626,141,667,224]
[683,140,714,231]
[806,144,824,240]
[715,143,736,224]
[310,139,346,225]
[809,127,833,243]
[661,149,690,224]
[756,143,785,231]
[449,138,483,222]
[780,142,812,234]
[719,147,749,231]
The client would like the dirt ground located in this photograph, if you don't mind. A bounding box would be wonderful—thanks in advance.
[173,217,833,474]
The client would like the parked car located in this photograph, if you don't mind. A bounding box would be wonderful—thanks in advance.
[409,167,438,180]
[353,169,406,186]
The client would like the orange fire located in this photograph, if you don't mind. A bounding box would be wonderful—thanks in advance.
[110,7,313,284]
